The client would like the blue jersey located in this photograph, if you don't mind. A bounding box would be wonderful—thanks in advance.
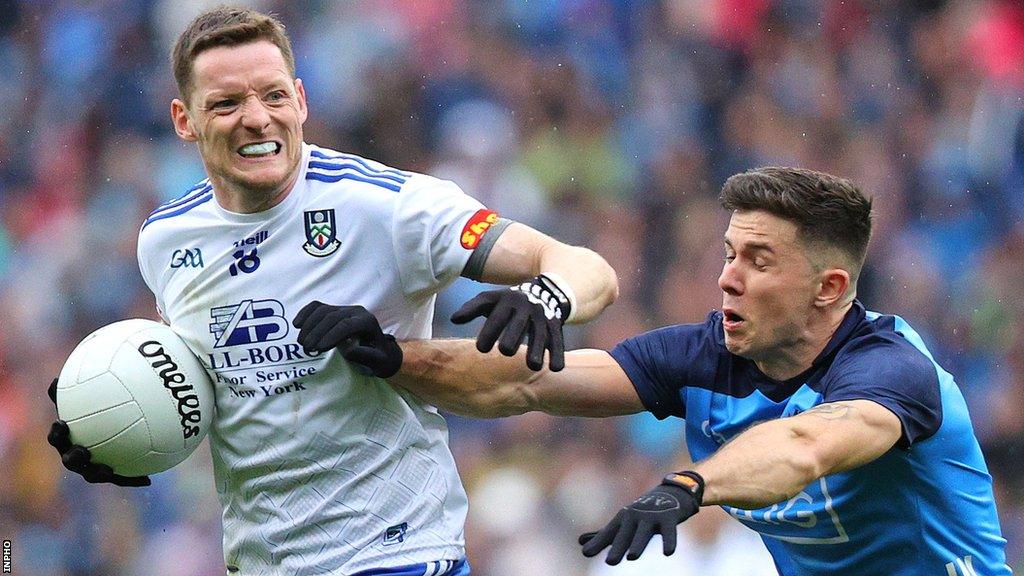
[610,301,1010,576]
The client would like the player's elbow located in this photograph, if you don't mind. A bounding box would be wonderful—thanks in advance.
[603,259,620,306]
[589,248,619,307]
[546,244,619,314]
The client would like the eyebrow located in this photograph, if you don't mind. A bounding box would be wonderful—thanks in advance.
[203,80,291,100]
[724,238,776,254]
[200,89,241,104]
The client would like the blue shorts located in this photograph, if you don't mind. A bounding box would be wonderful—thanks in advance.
[351,558,470,576]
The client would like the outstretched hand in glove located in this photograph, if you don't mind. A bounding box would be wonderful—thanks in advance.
[579,471,704,565]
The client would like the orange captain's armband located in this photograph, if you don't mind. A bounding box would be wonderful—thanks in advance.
[460,209,499,249]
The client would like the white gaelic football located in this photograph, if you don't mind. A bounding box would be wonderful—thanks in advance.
[56,319,214,476]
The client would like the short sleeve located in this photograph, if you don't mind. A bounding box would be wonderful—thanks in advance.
[391,175,488,299]
[822,336,942,448]
[609,319,718,420]
[136,227,167,321]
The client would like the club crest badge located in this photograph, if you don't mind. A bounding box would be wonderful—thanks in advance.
[302,209,342,257]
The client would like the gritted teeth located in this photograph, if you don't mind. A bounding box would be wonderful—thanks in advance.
[238,142,280,156]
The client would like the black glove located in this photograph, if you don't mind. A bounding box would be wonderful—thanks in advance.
[450,274,572,372]
[292,301,403,378]
[46,378,151,487]
[579,471,704,565]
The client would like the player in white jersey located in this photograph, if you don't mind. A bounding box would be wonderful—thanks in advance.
[45,7,618,576]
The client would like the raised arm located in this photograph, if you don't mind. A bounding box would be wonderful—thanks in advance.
[391,339,644,418]
[472,222,619,323]
[580,399,903,565]
[453,222,619,371]
[693,399,902,508]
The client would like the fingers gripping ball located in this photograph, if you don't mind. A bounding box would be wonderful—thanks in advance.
[55,319,215,477]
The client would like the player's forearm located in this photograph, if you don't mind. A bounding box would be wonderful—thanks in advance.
[391,339,539,418]
[394,342,645,419]
[537,243,618,323]
[692,418,825,509]
[692,401,900,509]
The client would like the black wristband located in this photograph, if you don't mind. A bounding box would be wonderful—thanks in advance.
[662,470,705,505]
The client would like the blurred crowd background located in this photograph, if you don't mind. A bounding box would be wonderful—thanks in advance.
[1,0,1022,574]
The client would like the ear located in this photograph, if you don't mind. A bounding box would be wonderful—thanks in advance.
[294,78,308,125]
[814,268,850,308]
[171,98,198,142]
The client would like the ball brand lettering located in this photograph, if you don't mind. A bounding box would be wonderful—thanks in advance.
[137,341,202,439]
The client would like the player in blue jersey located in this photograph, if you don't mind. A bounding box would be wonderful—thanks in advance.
[381,167,1010,575]
[45,7,619,575]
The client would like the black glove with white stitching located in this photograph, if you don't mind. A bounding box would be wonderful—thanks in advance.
[292,301,403,378]
[451,274,572,371]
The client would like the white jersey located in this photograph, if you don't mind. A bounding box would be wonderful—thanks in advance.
[137,143,495,575]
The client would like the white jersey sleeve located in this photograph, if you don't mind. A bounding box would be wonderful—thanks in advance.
[137,232,158,310]
[137,240,171,323]
[390,175,487,300]
[137,182,213,323]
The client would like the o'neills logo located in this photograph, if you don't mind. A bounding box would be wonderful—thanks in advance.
[138,341,202,439]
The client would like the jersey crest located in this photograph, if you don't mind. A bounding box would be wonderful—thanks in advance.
[303,209,342,257]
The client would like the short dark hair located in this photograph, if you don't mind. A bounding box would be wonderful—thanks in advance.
[172,6,295,103]
[719,167,873,271]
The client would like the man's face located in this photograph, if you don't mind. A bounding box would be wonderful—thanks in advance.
[718,210,821,361]
[171,40,307,201]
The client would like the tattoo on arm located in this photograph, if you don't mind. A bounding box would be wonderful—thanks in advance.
[803,403,852,420]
